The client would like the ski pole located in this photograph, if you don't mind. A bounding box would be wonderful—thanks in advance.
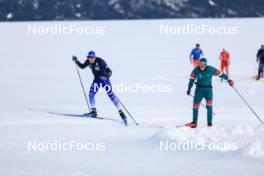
[232,86,264,125]
[75,63,91,112]
[114,93,139,125]
[101,79,139,125]
[190,94,216,115]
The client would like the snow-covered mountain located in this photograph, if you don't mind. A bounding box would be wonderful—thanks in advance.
[0,18,264,175]
[1,0,264,21]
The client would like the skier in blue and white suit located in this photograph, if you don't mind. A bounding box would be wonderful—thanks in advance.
[73,51,127,125]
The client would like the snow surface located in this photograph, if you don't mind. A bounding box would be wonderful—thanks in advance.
[0,18,264,176]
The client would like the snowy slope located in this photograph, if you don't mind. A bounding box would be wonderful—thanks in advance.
[0,18,264,176]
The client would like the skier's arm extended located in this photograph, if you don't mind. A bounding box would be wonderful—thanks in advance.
[214,69,234,86]
[214,69,228,80]
[189,50,193,63]
[76,60,89,69]
[73,56,89,69]
[187,71,196,95]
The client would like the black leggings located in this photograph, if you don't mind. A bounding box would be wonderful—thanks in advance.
[258,63,264,77]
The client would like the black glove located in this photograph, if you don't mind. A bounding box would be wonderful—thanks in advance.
[187,90,191,95]
[72,56,78,62]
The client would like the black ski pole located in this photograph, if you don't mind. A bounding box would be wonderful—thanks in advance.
[232,86,264,125]
[100,79,139,125]
[190,94,215,115]
[75,63,91,112]
[114,93,139,125]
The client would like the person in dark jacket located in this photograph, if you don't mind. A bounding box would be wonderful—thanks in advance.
[73,51,128,125]
[256,45,264,80]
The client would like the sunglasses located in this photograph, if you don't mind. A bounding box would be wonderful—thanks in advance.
[199,63,207,67]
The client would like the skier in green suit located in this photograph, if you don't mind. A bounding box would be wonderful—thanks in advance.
[185,58,234,128]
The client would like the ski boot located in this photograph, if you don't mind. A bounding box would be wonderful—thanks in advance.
[208,123,213,128]
[85,108,97,118]
[185,122,197,128]
[256,74,261,80]
[119,110,128,126]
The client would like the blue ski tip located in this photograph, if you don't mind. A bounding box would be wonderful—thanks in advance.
[82,113,97,118]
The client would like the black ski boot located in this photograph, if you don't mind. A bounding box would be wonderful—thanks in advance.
[119,110,128,126]
[86,108,97,118]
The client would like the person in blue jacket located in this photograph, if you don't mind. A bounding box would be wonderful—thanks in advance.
[190,43,204,67]
[73,51,128,125]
